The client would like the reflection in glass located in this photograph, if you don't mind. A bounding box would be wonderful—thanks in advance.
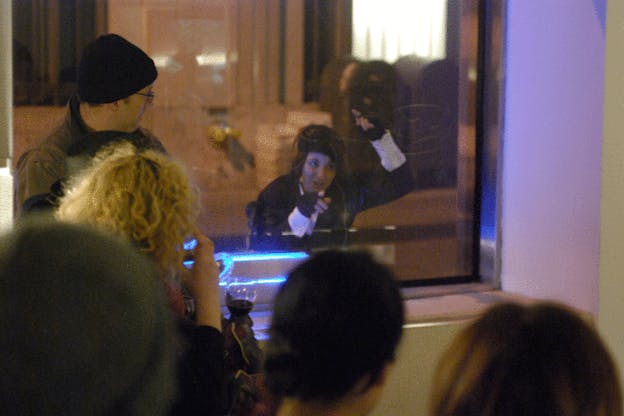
[225,277,257,318]
[246,121,415,251]
[12,0,485,285]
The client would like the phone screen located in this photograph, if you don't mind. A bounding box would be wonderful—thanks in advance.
[182,238,197,269]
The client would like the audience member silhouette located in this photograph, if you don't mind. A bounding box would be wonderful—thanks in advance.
[56,142,226,415]
[0,218,176,415]
[263,250,404,416]
[430,301,622,416]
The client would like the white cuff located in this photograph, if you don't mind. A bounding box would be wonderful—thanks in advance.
[371,132,407,172]
[288,207,314,237]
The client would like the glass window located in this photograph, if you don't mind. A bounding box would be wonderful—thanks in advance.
[12,0,502,287]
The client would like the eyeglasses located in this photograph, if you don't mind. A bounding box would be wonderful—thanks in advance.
[134,91,155,104]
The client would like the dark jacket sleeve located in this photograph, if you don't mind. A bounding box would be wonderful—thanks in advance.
[171,321,227,416]
[245,175,312,250]
[16,145,67,215]
[247,175,298,237]
[349,160,415,214]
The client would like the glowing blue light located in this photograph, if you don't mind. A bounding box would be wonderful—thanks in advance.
[182,238,198,251]
[228,252,309,262]
[218,276,287,287]
[185,251,305,283]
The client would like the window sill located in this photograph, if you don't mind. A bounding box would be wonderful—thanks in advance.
[245,284,536,340]
[401,284,535,325]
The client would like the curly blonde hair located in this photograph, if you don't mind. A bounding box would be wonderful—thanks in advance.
[57,141,200,276]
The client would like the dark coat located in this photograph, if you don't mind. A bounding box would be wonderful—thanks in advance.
[172,322,227,415]
[246,162,414,250]
[15,95,165,214]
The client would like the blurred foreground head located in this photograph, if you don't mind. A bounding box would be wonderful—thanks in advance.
[264,250,404,411]
[0,218,176,415]
[430,301,622,416]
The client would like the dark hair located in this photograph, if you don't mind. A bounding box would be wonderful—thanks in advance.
[430,302,622,416]
[347,60,396,129]
[291,124,345,177]
[263,250,404,401]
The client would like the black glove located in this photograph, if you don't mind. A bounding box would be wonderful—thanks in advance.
[356,115,386,141]
[296,192,319,217]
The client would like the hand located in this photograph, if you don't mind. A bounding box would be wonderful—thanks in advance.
[352,109,386,141]
[296,192,319,217]
[297,192,331,217]
[181,233,222,330]
[313,196,331,215]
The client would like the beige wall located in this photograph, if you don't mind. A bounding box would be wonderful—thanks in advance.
[600,0,624,384]
[370,322,467,416]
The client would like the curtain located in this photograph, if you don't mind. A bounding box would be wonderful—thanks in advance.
[12,0,106,105]
[351,0,447,63]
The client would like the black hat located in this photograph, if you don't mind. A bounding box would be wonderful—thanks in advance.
[78,34,157,104]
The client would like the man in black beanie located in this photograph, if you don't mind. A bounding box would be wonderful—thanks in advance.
[16,33,167,214]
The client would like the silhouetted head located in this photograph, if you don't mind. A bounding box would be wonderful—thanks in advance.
[430,301,622,416]
[0,217,176,415]
[264,250,404,402]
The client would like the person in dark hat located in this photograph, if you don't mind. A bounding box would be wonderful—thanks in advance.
[16,33,166,215]
[0,217,177,415]
[246,112,414,250]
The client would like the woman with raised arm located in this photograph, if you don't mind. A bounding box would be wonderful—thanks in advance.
[247,112,414,250]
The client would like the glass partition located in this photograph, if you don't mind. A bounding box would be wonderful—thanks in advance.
[12,0,501,286]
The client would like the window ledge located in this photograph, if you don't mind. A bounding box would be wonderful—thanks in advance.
[246,285,536,340]
[401,284,535,325]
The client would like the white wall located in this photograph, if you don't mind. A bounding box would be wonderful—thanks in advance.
[499,0,624,384]
[500,0,605,315]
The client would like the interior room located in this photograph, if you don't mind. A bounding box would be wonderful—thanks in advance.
[3,0,624,414]
[12,0,489,288]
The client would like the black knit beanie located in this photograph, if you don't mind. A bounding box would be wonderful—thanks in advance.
[78,33,158,104]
